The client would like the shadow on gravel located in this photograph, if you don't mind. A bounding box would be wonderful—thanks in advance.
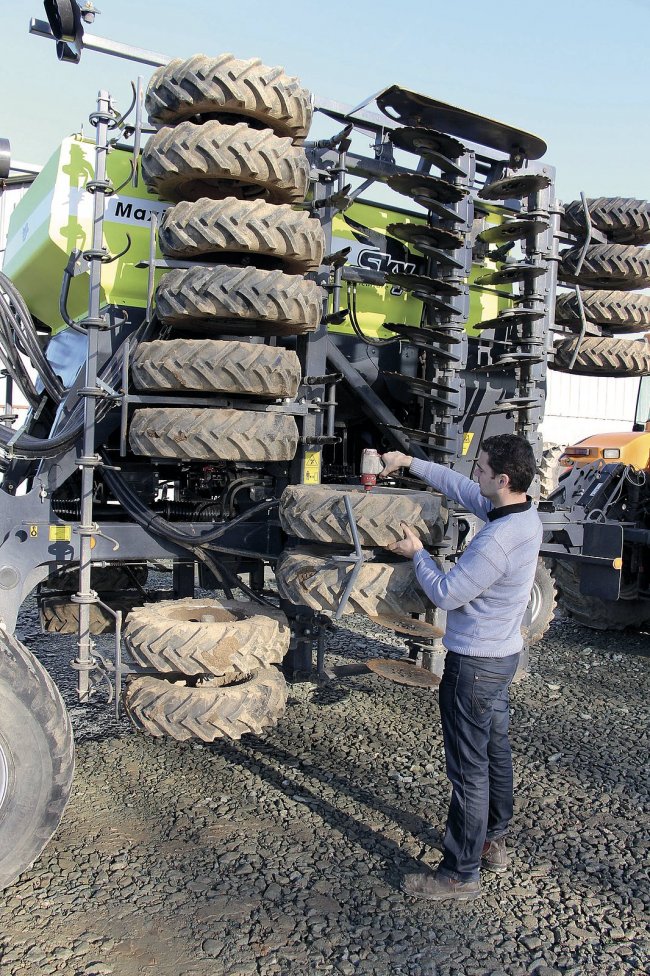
[211,735,441,887]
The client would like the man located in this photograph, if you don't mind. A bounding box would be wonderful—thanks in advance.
[380,434,542,902]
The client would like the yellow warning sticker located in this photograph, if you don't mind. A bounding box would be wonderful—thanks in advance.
[29,524,38,538]
[49,525,72,542]
[462,432,474,456]
[302,451,321,485]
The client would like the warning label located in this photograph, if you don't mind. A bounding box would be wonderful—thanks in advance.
[49,525,72,542]
[462,432,474,456]
[302,451,321,485]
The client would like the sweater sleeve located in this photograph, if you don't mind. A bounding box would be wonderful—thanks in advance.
[413,536,508,610]
[409,457,491,521]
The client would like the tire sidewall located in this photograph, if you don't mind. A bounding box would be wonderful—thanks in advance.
[0,682,60,885]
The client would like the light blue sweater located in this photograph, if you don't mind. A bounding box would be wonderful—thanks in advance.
[409,457,543,657]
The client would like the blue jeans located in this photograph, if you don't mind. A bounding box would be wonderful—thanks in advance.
[437,650,520,882]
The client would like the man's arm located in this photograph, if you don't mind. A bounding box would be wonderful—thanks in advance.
[412,538,507,611]
[388,523,506,611]
[381,451,490,521]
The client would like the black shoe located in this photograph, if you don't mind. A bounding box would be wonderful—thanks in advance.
[481,837,508,873]
[402,868,481,901]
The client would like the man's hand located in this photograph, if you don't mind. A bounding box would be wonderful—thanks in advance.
[387,522,424,558]
[380,451,413,478]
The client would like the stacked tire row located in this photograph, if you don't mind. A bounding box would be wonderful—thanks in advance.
[554,197,650,376]
[554,196,650,625]
[122,54,325,740]
[276,484,447,626]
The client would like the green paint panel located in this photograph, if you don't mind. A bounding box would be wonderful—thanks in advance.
[3,137,167,334]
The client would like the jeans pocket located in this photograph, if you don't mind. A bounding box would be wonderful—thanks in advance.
[472,673,505,717]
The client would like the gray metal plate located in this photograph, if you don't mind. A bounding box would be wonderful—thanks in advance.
[366,656,442,687]
[376,86,547,160]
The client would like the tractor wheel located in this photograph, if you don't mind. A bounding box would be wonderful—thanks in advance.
[555,290,650,333]
[125,598,290,676]
[528,559,557,644]
[558,244,650,290]
[131,338,301,399]
[158,197,324,273]
[145,54,312,143]
[561,197,650,245]
[538,442,564,498]
[0,632,74,890]
[123,668,288,742]
[141,120,310,204]
[155,265,322,331]
[276,549,429,618]
[129,407,298,462]
[553,561,650,631]
[39,593,144,635]
[552,336,650,377]
[40,563,148,592]
[279,485,447,548]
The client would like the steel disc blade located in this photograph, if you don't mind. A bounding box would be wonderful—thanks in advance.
[390,126,466,174]
[386,272,463,296]
[475,265,546,286]
[388,173,467,213]
[479,174,552,201]
[366,657,442,687]
[387,221,465,252]
[478,218,548,243]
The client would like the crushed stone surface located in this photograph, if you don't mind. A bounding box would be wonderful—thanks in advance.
[1,587,648,976]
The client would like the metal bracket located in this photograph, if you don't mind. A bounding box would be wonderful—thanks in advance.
[330,496,365,620]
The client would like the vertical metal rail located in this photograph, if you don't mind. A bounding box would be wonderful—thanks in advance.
[74,90,114,700]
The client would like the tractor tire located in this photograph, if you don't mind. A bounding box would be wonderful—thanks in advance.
[538,442,564,498]
[155,265,323,331]
[555,289,650,333]
[129,407,299,462]
[145,54,312,143]
[123,667,288,742]
[558,244,650,290]
[141,120,310,204]
[561,197,650,245]
[124,598,290,676]
[528,559,557,644]
[276,549,429,618]
[40,563,148,593]
[552,336,650,377]
[553,561,650,631]
[279,485,447,548]
[39,593,145,635]
[131,338,301,399]
[158,197,324,273]
[0,631,74,890]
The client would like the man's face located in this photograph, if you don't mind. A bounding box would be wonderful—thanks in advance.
[473,451,505,501]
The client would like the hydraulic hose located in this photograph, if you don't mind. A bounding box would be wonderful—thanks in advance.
[0,321,144,460]
[100,457,279,607]
[0,273,65,403]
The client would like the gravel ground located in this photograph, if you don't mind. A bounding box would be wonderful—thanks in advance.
[0,587,648,976]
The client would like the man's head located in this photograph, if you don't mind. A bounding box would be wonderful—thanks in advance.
[475,434,537,500]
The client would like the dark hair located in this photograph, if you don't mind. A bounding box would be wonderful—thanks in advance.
[481,434,536,493]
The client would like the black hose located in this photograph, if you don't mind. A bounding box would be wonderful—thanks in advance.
[100,457,278,607]
[0,273,65,403]
[0,320,146,459]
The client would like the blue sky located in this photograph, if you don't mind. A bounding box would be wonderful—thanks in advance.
[3,0,649,202]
